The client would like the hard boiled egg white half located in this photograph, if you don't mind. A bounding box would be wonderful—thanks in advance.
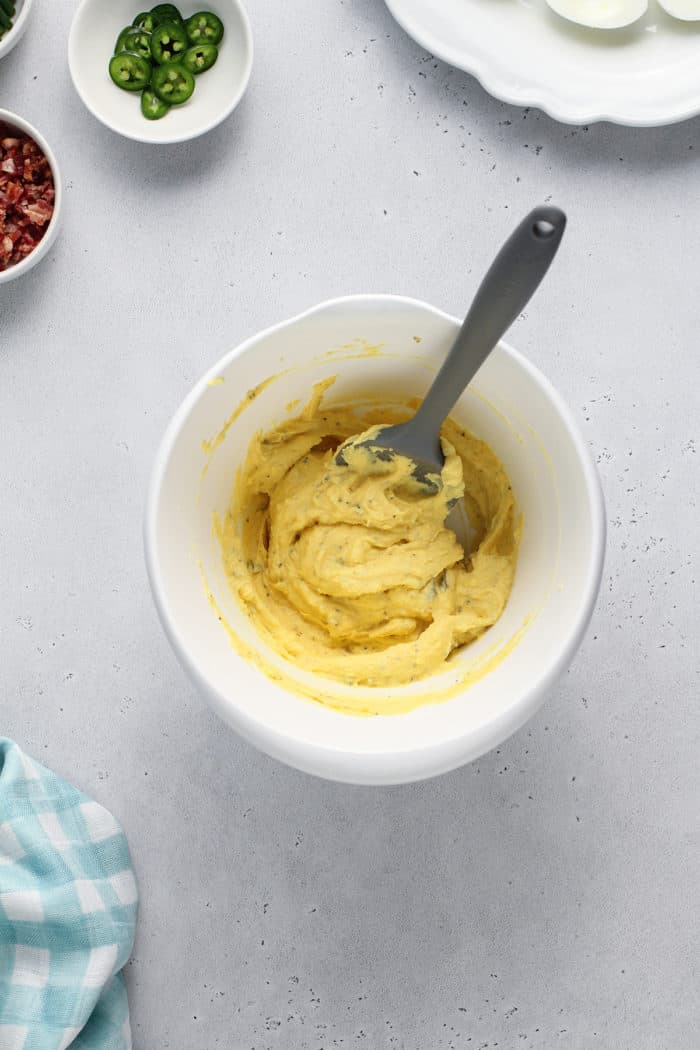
[545,0,648,28]
[656,0,700,18]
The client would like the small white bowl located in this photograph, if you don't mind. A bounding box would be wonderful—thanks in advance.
[0,109,62,285]
[145,296,606,785]
[0,0,33,61]
[68,0,253,144]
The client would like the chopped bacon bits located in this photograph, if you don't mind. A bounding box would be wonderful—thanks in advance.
[0,123,55,272]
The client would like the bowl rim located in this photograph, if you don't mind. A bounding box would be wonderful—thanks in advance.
[0,0,33,61]
[67,0,254,145]
[144,294,607,784]
[0,107,62,284]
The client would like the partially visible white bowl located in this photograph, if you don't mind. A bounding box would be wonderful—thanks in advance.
[0,109,62,285]
[68,0,253,144]
[0,0,33,61]
[145,296,606,785]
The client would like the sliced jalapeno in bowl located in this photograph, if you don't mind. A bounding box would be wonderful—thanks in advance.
[122,30,153,60]
[133,11,159,32]
[114,25,136,53]
[104,4,229,124]
[185,11,224,45]
[150,20,189,63]
[182,42,218,74]
[141,87,171,119]
[150,3,184,22]
[109,51,152,92]
[151,61,195,104]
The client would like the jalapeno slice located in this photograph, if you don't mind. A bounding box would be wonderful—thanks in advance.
[122,29,153,60]
[0,0,15,16]
[182,42,218,74]
[133,11,158,32]
[114,25,135,53]
[185,11,224,45]
[151,61,195,104]
[141,88,171,120]
[109,52,152,92]
[150,3,183,22]
[150,20,189,63]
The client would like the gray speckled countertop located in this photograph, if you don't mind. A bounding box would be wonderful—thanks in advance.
[1,1,699,1046]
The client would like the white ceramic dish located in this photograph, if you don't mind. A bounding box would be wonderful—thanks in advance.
[145,295,605,785]
[384,0,700,126]
[0,0,32,61]
[68,0,253,144]
[0,109,62,286]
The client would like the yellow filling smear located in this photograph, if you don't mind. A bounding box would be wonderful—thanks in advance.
[218,378,521,697]
[201,375,278,457]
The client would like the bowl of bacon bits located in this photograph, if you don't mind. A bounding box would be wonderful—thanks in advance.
[0,110,61,284]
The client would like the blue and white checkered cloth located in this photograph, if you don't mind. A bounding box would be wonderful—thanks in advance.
[0,739,138,1050]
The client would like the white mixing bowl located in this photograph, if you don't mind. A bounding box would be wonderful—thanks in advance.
[145,295,605,784]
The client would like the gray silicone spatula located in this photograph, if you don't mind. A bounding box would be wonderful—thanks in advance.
[336,205,567,495]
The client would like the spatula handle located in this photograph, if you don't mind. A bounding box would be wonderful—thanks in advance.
[418,205,567,428]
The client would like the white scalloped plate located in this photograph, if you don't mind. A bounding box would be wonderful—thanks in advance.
[384,0,700,126]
